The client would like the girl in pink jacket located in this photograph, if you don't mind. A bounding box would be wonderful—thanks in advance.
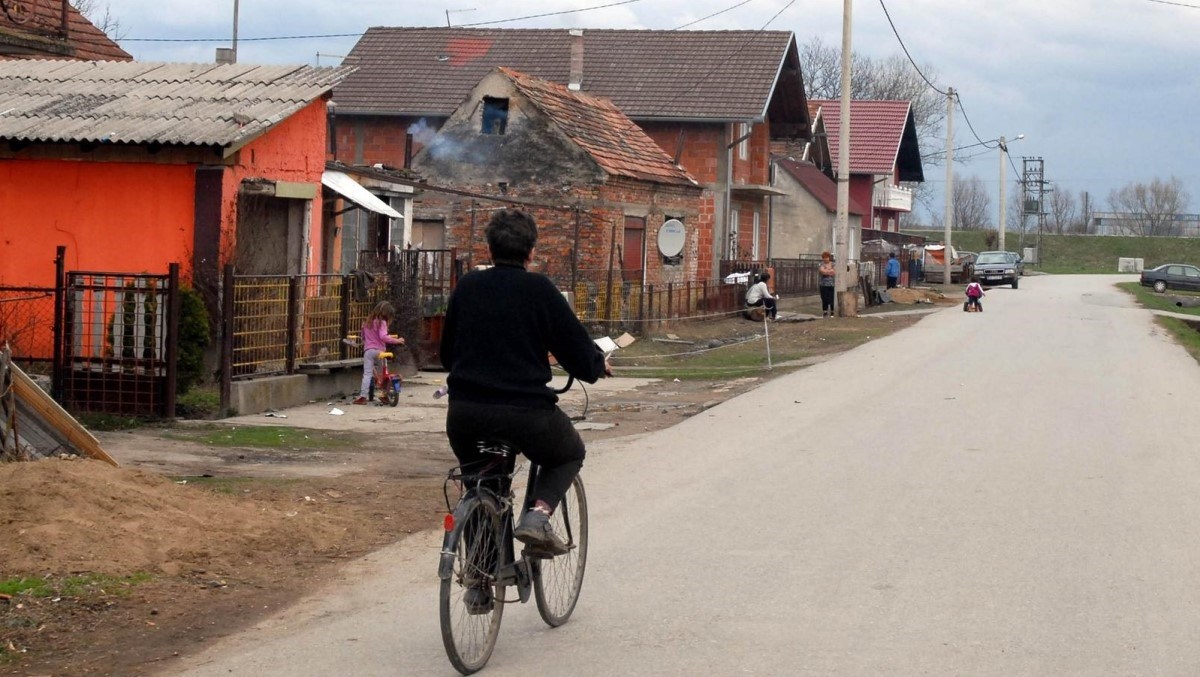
[354,301,406,404]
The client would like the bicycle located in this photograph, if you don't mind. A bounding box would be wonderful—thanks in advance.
[438,378,589,675]
[344,334,402,407]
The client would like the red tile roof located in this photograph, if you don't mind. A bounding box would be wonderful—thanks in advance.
[499,68,697,188]
[0,0,131,61]
[809,99,921,180]
[775,158,866,216]
[336,27,803,124]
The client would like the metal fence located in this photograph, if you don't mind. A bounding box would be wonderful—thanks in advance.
[720,257,825,297]
[0,286,57,363]
[61,267,180,417]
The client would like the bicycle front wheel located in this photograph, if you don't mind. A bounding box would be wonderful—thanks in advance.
[439,496,506,674]
[532,475,588,627]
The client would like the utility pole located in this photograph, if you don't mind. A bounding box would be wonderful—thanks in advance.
[998,136,1007,251]
[231,0,239,63]
[943,87,955,287]
[834,0,853,316]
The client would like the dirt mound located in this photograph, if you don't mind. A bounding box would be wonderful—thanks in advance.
[0,458,368,577]
[887,287,945,304]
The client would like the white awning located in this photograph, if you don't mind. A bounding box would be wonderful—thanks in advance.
[321,170,403,219]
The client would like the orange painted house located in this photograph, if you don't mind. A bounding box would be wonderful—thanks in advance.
[0,60,356,316]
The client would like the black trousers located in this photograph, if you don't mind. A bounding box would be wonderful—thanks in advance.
[446,399,584,510]
[819,285,835,313]
[747,296,777,319]
[886,276,898,289]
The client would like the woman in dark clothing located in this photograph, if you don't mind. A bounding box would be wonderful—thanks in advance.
[818,251,836,318]
[441,209,610,556]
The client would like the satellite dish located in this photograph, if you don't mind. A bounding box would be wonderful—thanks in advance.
[658,219,686,257]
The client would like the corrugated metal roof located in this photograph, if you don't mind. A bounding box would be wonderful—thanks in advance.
[0,60,353,150]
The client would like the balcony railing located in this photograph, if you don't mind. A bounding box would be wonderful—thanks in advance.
[873,183,913,212]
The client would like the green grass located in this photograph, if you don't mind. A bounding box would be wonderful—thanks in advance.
[0,573,152,598]
[176,387,221,419]
[1116,282,1200,317]
[1157,316,1200,364]
[905,229,1200,274]
[77,413,145,431]
[164,424,358,449]
[1116,281,1200,365]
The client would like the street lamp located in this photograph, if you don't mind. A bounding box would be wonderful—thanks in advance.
[998,133,1025,251]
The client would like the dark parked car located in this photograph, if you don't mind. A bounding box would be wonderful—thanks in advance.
[974,251,1020,289]
[1140,263,1200,293]
[1005,251,1025,276]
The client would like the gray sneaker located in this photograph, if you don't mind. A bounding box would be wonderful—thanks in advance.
[514,510,569,556]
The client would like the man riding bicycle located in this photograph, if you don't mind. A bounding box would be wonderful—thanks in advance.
[441,208,611,556]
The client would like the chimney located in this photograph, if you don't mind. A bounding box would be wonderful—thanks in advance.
[568,29,584,91]
[215,47,236,65]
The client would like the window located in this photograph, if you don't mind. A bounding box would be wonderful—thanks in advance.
[482,97,509,135]
[728,210,739,259]
[752,211,761,259]
[737,123,751,160]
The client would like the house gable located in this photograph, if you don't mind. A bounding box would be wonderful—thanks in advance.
[809,99,924,182]
[411,69,607,188]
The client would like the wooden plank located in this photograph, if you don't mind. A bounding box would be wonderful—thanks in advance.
[10,360,118,467]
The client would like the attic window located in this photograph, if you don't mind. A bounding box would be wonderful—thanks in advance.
[482,97,509,135]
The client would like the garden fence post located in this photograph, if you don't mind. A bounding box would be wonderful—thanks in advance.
[286,276,299,374]
[219,264,234,418]
[163,263,180,420]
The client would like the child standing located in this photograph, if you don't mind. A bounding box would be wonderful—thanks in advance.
[965,276,985,312]
[354,301,406,405]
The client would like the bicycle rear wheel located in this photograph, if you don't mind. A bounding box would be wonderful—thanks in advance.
[532,475,588,627]
[439,496,506,674]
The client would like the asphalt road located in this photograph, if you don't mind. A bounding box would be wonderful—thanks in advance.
[175,274,1200,676]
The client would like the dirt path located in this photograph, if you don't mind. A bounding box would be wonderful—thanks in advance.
[0,302,937,675]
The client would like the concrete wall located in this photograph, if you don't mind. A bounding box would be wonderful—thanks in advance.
[769,169,862,259]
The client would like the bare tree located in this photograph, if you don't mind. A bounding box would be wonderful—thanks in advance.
[800,37,947,169]
[71,1,125,40]
[1107,176,1192,236]
[1046,186,1077,234]
[952,175,992,230]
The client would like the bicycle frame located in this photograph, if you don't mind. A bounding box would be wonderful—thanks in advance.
[439,443,582,595]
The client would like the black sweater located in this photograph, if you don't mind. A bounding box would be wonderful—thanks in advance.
[440,263,606,407]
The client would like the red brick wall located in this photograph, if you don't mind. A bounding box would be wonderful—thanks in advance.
[330,115,446,168]
[413,178,704,286]
[639,122,723,185]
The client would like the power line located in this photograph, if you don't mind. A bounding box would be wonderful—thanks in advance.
[460,0,644,26]
[673,0,757,30]
[1145,0,1200,8]
[954,95,995,148]
[122,32,358,43]
[876,0,947,96]
[644,0,797,117]
[121,0,645,42]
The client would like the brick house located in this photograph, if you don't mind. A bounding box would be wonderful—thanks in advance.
[0,0,130,61]
[410,67,702,288]
[330,27,810,279]
[808,99,924,236]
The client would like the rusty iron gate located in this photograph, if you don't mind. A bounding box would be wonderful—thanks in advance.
[62,266,180,417]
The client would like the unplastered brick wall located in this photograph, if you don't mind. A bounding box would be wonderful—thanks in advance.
[330,115,439,168]
[639,122,723,185]
[412,178,704,287]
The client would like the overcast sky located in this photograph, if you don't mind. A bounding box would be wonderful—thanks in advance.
[99,0,1200,225]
